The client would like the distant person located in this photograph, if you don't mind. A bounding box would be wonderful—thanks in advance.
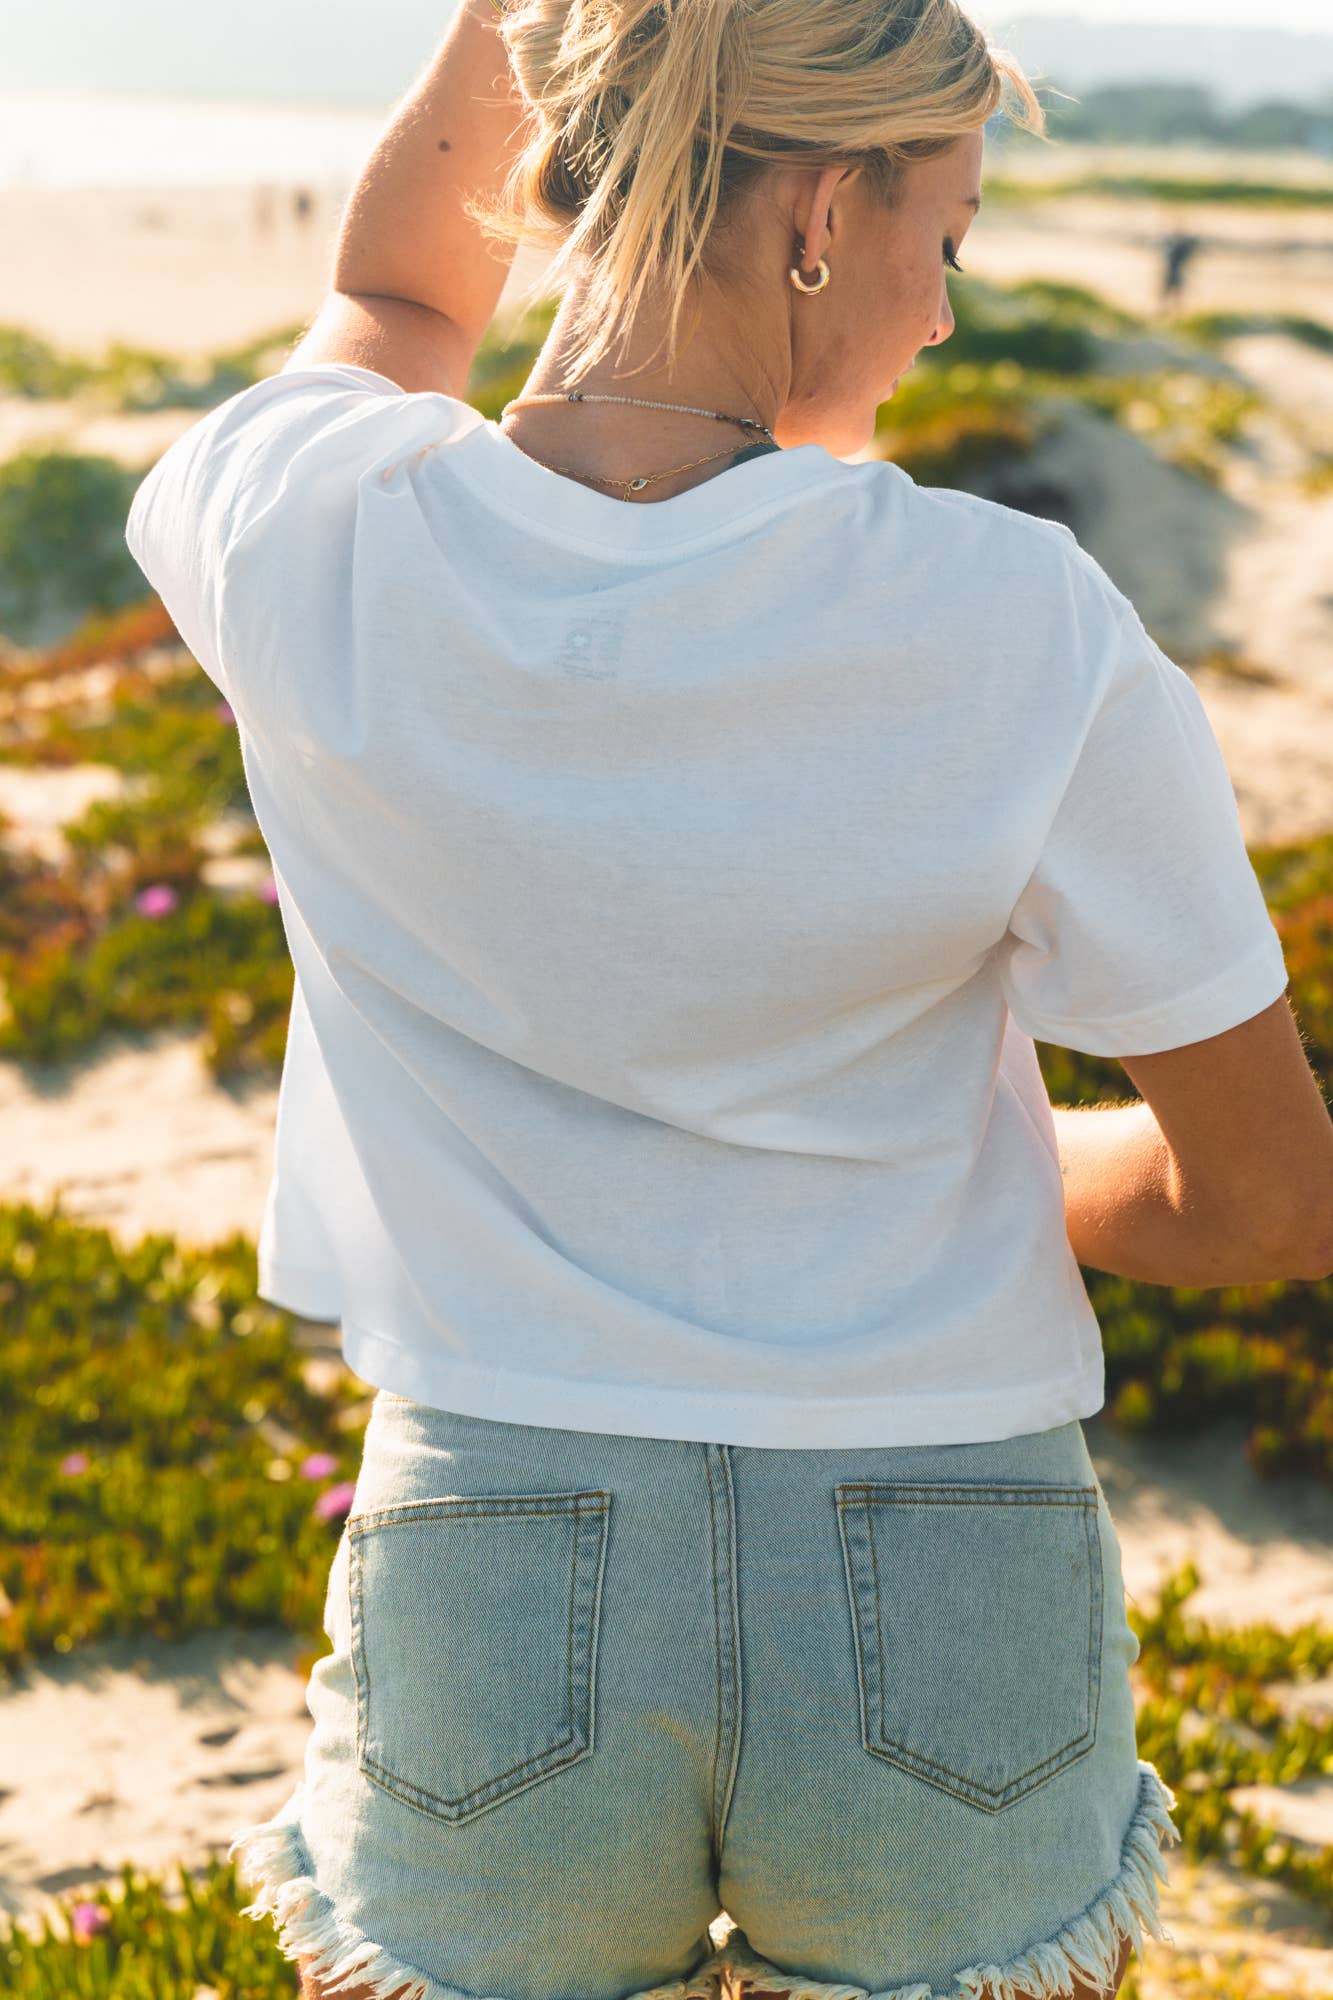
[292,184,315,229]
[1160,229,1202,314]
[253,183,276,237]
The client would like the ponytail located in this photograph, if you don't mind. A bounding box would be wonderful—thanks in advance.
[466,0,1046,380]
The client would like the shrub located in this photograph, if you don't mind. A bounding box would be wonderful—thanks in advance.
[0,448,149,644]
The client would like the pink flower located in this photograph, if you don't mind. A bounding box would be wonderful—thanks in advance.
[259,876,280,904]
[60,1451,90,1476]
[313,1480,356,1523]
[215,700,236,724]
[135,883,178,919]
[299,1452,339,1481]
[71,1900,111,1942]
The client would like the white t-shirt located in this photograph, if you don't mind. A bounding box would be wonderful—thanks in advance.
[124,361,1289,1449]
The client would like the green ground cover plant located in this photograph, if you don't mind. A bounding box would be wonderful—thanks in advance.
[1178,311,1333,357]
[0,319,304,410]
[0,448,149,645]
[1091,1273,1333,1479]
[871,275,1264,490]
[1132,1563,1333,1920]
[871,362,1045,487]
[0,861,295,1076]
[943,275,1146,367]
[0,651,292,1076]
[462,296,561,419]
[0,1201,364,1678]
[0,1857,298,1999]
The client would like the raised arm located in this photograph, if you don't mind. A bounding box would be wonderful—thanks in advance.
[284,0,532,396]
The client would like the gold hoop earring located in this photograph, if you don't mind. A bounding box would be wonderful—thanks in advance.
[789,256,830,295]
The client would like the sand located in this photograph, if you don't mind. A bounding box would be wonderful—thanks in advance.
[0,1024,281,1248]
[0,1628,313,1925]
[2,172,1332,1981]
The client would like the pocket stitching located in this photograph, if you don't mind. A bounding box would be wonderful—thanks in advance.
[350,1491,610,1825]
[348,1492,612,1533]
[836,1482,1103,1812]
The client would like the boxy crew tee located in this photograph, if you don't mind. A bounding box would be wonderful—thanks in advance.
[124,361,1289,1448]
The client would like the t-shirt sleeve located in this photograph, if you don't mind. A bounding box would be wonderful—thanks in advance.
[122,361,410,713]
[996,564,1289,1057]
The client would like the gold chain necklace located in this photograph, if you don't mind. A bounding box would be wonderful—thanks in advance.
[499,390,778,503]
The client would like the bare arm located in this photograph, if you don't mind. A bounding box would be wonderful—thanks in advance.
[287,0,530,386]
[1052,996,1333,1287]
[1050,1099,1254,1285]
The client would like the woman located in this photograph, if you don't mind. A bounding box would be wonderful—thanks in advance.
[125,4,1331,1999]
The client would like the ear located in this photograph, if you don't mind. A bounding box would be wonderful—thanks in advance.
[796,163,863,266]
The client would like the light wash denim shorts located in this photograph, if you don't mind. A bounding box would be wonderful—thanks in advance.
[229,1393,1181,2000]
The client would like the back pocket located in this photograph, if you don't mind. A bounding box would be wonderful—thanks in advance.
[835,1480,1103,1814]
[349,1490,611,1826]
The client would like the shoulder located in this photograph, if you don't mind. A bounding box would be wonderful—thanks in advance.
[132,361,468,500]
[855,456,1125,632]
[842,460,1149,746]
[127,363,471,580]
[866,456,1086,568]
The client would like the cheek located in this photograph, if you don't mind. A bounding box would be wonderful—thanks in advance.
[842,253,942,382]
[874,251,942,331]
[913,251,947,320]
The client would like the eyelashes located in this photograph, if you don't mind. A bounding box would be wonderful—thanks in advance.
[945,242,965,273]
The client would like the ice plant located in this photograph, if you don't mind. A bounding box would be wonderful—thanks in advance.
[135,883,178,918]
[59,1451,90,1476]
[260,875,280,903]
[300,1452,339,1481]
[70,1900,110,1943]
[313,1480,356,1523]
[215,700,235,724]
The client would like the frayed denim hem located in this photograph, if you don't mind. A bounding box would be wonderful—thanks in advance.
[226,1790,731,2000]
[228,1760,1180,2000]
[719,1761,1182,2000]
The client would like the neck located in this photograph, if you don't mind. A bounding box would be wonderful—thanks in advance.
[501,276,786,492]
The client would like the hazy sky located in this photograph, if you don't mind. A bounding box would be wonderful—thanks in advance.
[988,1,1329,23]
[6,5,1332,112]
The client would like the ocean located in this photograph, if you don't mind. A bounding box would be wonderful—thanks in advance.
[0,91,388,191]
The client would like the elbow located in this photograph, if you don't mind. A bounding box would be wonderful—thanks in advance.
[1293,1188,1333,1281]
[1266,1211,1333,1283]
[1212,1196,1333,1284]
[1292,1238,1333,1284]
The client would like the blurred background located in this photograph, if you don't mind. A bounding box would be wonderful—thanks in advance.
[1,5,1332,1996]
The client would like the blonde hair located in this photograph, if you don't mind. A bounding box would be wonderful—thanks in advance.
[468,0,1049,382]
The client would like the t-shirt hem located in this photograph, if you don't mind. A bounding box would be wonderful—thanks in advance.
[336,1317,1106,1451]
[257,1257,342,1324]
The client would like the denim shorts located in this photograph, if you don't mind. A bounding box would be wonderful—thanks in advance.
[229,1393,1181,2000]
